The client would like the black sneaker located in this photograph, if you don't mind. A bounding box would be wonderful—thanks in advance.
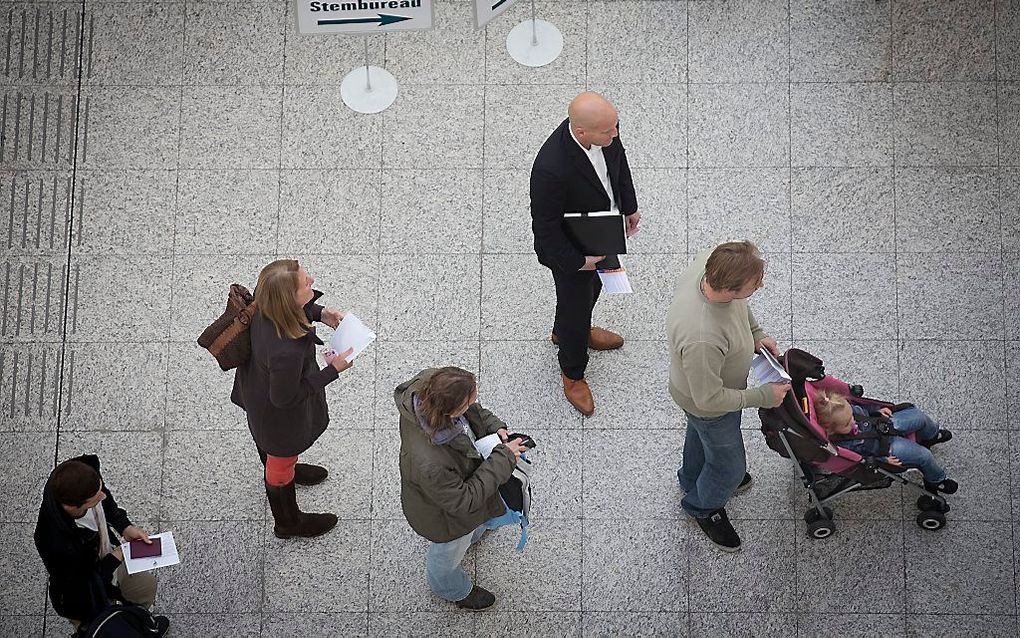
[455,585,496,611]
[920,429,953,449]
[153,615,171,637]
[924,478,958,495]
[732,472,754,497]
[695,508,741,552]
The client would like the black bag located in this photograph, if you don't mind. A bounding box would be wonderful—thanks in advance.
[75,604,167,638]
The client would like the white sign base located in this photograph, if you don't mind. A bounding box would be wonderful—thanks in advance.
[506,19,562,67]
[340,65,398,114]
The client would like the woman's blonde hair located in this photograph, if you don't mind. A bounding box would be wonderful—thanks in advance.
[255,259,311,340]
[813,390,852,432]
[418,367,477,437]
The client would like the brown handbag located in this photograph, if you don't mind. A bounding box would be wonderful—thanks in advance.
[197,284,257,371]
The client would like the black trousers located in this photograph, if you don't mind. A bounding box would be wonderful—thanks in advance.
[551,267,602,380]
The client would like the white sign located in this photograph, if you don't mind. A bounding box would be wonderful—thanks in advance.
[296,0,434,35]
[473,0,518,29]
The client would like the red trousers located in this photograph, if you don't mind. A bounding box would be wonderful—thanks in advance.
[265,454,298,486]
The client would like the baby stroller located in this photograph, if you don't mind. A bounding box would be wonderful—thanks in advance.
[759,348,951,540]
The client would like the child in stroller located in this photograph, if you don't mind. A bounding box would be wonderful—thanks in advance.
[759,348,957,539]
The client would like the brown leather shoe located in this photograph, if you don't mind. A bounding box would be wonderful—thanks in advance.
[589,326,624,351]
[561,373,595,416]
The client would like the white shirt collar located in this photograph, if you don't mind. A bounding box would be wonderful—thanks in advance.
[569,123,601,155]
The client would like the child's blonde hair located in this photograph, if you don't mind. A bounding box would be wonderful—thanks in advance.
[813,390,852,432]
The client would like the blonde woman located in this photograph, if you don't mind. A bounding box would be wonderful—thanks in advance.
[231,259,353,538]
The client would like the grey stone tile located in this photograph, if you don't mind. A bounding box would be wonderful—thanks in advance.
[380,169,482,254]
[482,169,532,254]
[183,0,284,85]
[264,520,371,612]
[791,83,893,167]
[906,614,1019,638]
[0,524,46,615]
[688,0,789,82]
[383,1,485,85]
[282,10,384,84]
[582,429,683,519]
[370,429,401,520]
[480,255,555,341]
[281,85,381,169]
[286,431,373,519]
[797,613,905,638]
[752,251,793,343]
[83,4,184,85]
[688,520,796,612]
[483,0,587,85]
[792,252,897,340]
[482,84,581,171]
[162,614,261,638]
[687,169,790,253]
[0,256,69,344]
[168,254,269,342]
[383,85,483,169]
[1009,343,1020,431]
[0,344,62,431]
[262,613,368,638]
[0,616,43,637]
[377,254,480,340]
[582,520,687,612]
[903,521,1015,614]
[166,342,247,431]
[585,613,688,638]
[898,340,1006,431]
[893,82,998,166]
[180,86,282,169]
[1001,83,1020,166]
[794,519,903,613]
[279,169,381,255]
[475,612,582,637]
[289,254,379,332]
[791,168,895,253]
[598,84,686,170]
[520,428,582,519]
[161,429,265,521]
[582,341,680,430]
[66,256,173,341]
[369,519,463,612]
[367,612,474,637]
[625,169,686,254]
[319,344,376,432]
[0,170,74,258]
[1000,0,1020,80]
[892,0,996,81]
[71,169,176,255]
[726,430,798,520]
[593,253,690,341]
[688,83,789,168]
[790,0,891,82]
[479,341,583,429]
[373,340,480,428]
[474,519,582,611]
[792,340,900,401]
[174,170,279,255]
[896,252,1003,339]
[1008,256,1020,337]
[56,431,163,522]
[158,520,263,613]
[0,432,55,522]
[0,89,80,171]
[1004,170,1020,252]
[0,7,81,84]
[587,1,686,84]
[894,167,1000,253]
[79,87,179,169]
[691,613,794,637]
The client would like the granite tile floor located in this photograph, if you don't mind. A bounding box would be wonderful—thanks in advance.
[1,0,1019,636]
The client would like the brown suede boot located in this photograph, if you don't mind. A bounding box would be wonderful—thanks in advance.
[550,327,624,351]
[561,373,595,416]
[266,481,338,539]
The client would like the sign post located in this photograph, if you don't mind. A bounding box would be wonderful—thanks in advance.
[504,0,562,68]
[293,0,435,113]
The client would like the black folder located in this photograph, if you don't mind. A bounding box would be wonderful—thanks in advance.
[561,213,628,257]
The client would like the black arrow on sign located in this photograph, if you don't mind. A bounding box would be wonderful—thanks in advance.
[317,13,412,26]
[492,0,508,8]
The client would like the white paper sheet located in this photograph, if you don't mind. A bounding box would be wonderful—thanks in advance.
[751,349,791,385]
[598,268,633,294]
[473,433,502,459]
[121,531,180,575]
[328,313,377,363]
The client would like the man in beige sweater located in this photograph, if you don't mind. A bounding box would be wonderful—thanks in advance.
[667,241,789,552]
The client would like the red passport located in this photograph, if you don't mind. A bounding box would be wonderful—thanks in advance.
[129,538,162,559]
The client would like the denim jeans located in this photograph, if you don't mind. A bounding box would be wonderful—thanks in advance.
[677,410,746,519]
[425,525,487,602]
[889,406,940,441]
[884,406,946,482]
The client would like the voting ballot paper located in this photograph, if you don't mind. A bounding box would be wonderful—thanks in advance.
[120,532,180,575]
[751,349,792,385]
[328,313,376,363]
[597,258,633,294]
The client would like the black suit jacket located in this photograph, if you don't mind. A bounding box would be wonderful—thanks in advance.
[530,118,638,273]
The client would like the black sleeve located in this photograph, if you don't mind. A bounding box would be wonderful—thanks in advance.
[530,166,586,272]
[617,143,638,215]
[99,483,132,535]
[268,348,339,409]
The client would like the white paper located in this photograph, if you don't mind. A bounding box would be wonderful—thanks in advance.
[598,260,633,294]
[473,433,502,459]
[328,313,377,363]
[751,349,791,385]
[120,531,180,575]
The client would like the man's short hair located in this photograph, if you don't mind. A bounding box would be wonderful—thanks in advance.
[705,241,765,292]
[49,460,101,507]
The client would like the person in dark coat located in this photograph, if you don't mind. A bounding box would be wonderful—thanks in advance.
[530,91,640,417]
[34,455,169,634]
[232,258,353,539]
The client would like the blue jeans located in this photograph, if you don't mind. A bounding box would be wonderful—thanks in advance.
[677,410,746,519]
[425,525,487,602]
[886,406,945,482]
[889,406,939,441]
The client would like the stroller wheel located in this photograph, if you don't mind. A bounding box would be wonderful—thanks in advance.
[916,510,946,531]
[806,518,836,539]
[804,507,833,524]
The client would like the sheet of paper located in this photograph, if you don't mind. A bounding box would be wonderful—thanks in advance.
[473,433,502,459]
[598,268,632,294]
[121,531,180,575]
[328,313,377,363]
[751,350,791,385]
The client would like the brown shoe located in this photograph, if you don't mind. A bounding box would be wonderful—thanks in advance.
[589,326,624,351]
[561,373,595,416]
